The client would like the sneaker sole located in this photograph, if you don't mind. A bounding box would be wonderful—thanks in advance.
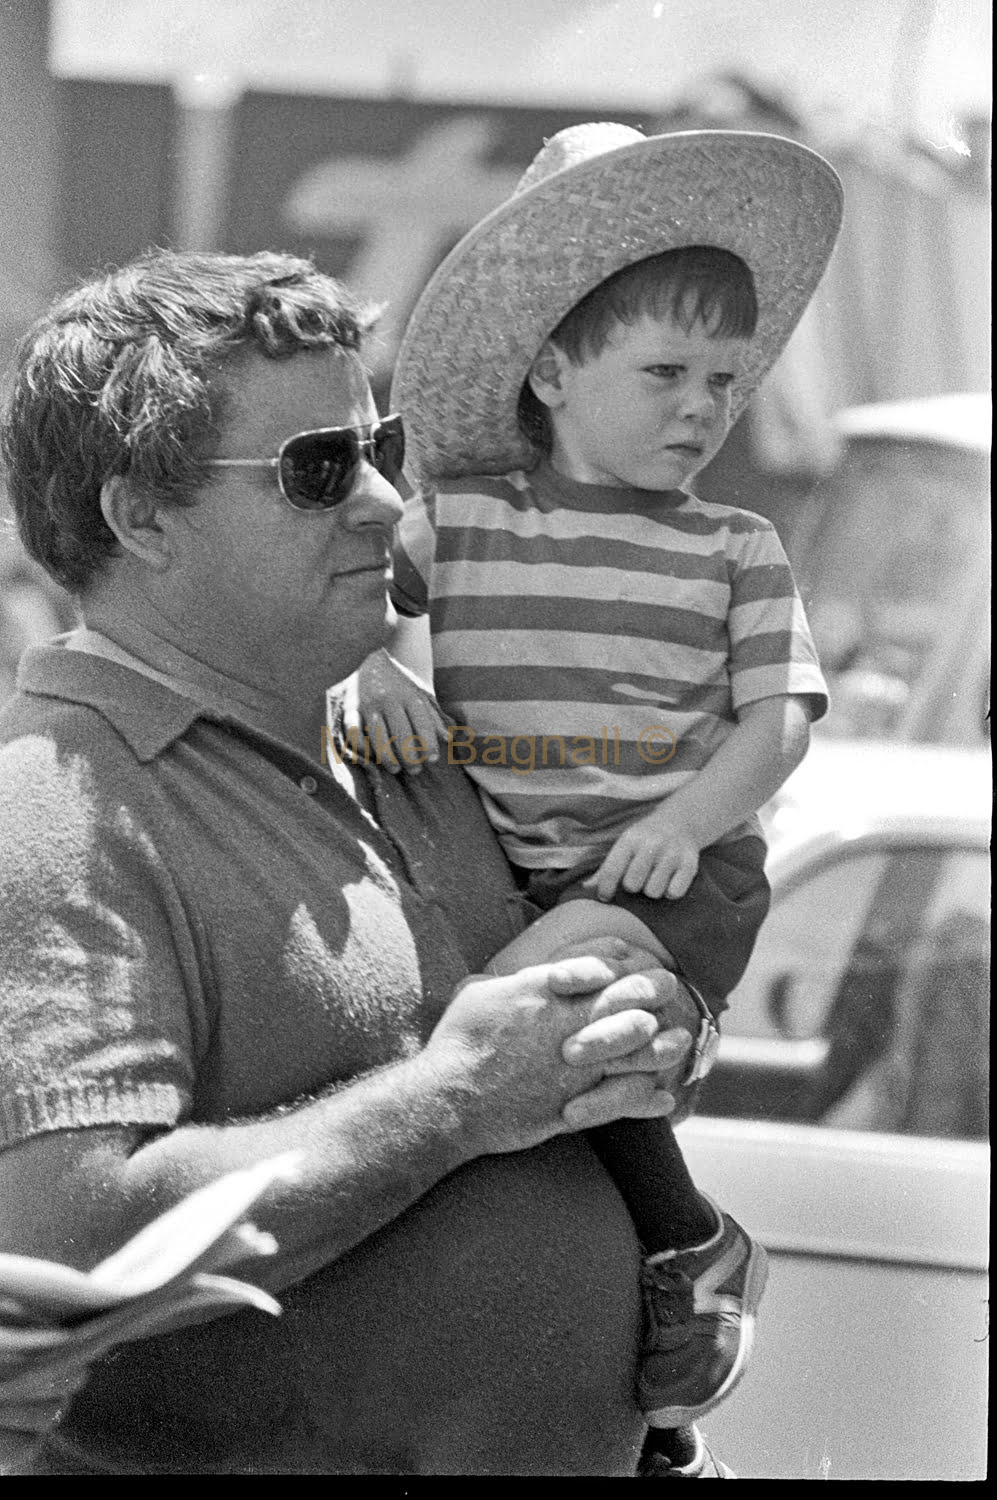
[645,1238,770,1428]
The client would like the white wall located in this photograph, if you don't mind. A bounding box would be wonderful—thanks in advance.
[51,0,991,144]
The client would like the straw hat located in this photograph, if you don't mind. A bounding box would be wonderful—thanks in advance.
[391,123,843,482]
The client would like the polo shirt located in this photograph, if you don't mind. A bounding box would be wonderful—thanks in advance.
[0,646,647,1475]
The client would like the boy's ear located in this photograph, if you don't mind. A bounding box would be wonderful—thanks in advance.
[527,342,567,409]
[99,476,171,572]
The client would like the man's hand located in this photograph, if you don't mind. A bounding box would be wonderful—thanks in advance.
[586,805,701,902]
[430,957,697,1159]
[340,648,449,775]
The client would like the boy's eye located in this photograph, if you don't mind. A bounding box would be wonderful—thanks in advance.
[645,365,681,379]
[709,372,736,390]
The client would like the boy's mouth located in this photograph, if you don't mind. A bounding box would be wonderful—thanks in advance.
[665,442,703,458]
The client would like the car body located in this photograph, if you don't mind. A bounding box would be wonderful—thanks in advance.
[676,737,990,1479]
[677,1114,988,1479]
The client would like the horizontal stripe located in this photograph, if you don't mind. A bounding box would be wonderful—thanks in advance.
[435,664,733,717]
[430,594,733,649]
[432,628,728,685]
[466,763,701,807]
[434,521,734,578]
[436,479,774,541]
[730,560,798,604]
[433,557,733,610]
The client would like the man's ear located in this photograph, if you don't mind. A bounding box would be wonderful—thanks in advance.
[527,342,568,409]
[99,476,171,572]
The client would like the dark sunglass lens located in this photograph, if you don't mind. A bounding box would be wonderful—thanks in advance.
[280,433,354,511]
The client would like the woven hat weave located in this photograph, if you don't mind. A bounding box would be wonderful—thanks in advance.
[391,123,843,482]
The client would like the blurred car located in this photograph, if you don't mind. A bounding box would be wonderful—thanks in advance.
[799,392,990,748]
[678,1113,988,1479]
[702,737,990,1139]
[675,737,990,1478]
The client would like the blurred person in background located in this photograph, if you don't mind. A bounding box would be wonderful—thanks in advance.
[0,248,729,1477]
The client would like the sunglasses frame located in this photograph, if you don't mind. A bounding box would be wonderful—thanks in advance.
[205,412,405,512]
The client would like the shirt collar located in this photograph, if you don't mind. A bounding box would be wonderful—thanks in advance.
[15,643,212,763]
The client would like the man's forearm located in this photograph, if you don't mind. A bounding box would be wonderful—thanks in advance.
[0,1046,473,1296]
[0,961,688,1292]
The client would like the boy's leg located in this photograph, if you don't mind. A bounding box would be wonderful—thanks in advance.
[587,1117,716,1251]
[525,843,771,1426]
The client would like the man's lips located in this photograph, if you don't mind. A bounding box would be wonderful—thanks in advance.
[664,442,703,457]
[331,560,392,581]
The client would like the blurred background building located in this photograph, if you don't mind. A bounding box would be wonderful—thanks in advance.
[1,0,991,734]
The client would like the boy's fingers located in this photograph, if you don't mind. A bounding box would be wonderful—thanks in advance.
[406,701,444,763]
[620,845,655,894]
[665,854,698,900]
[586,843,632,902]
[643,862,672,900]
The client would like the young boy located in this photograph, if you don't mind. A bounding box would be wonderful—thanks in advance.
[352,123,842,1440]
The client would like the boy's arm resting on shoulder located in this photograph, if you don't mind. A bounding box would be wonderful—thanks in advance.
[341,616,448,774]
[0,958,688,1296]
[389,611,436,690]
[591,694,812,902]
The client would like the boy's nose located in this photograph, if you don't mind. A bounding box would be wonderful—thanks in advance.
[678,380,719,421]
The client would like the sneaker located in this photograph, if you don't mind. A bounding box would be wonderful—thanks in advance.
[637,1423,737,1478]
[637,1197,768,1427]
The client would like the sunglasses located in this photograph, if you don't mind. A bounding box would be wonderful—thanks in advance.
[205,413,405,512]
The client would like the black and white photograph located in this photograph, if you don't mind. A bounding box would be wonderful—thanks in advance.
[0,0,989,1479]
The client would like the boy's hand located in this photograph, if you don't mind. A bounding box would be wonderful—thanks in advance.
[340,649,450,776]
[586,807,701,903]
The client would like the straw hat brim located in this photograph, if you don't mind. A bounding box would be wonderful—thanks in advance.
[391,129,843,482]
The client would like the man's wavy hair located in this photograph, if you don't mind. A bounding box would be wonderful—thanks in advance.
[0,249,377,592]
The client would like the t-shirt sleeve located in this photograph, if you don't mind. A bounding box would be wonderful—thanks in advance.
[727,517,829,721]
[390,485,436,618]
[0,728,200,1150]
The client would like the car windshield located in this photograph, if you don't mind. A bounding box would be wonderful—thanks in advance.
[701,840,990,1141]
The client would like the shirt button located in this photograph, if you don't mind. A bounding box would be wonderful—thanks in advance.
[300,775,318,795]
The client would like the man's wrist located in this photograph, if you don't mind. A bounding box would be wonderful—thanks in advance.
[677,978,721,1085]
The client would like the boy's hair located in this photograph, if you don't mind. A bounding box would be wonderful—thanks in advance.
[518,245,757,453]
[0,249,376,593]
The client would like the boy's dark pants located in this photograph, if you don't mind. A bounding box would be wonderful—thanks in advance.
[519,835,771,1251]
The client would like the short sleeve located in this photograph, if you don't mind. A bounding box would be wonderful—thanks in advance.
[0,726,200,1150]
[390,487,437,618]
[727,518,829,721]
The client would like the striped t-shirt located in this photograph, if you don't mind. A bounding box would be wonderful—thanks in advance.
[391,461,828,871]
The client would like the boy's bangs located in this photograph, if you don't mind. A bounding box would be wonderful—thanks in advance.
[556,247,759,360]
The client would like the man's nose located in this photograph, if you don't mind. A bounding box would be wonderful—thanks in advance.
[341,463,406,529]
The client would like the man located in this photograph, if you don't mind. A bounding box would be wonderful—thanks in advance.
[0,250,719,1476]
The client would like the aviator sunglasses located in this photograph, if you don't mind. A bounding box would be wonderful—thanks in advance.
[205,413,405,512]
